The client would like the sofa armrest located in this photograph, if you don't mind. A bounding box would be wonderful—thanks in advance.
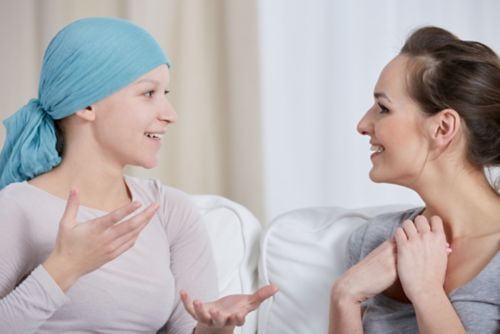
[258,205,411,334]
[192,195,262,334]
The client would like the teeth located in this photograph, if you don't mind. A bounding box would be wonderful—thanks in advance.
[145,133,164,139]
[370,145,384,153]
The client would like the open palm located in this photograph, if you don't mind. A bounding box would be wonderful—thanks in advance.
[181,284,279,329]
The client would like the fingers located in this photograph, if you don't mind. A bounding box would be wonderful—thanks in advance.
[209,309,227,327]
[181,288,269,329]
[401,219,418,239]
[414,215,431,233]
[248,284,279,308]
[95,201,143,229]
[107,204,159,259]
[180,290,197,319]
[231,313,246,326]
[180,290,214,325]
[393,227,407,246]
[208,307,244,327]
[400,216,444,238]
[193,300,213,324]
[430,216,451,253]
[60,189,80,228]
[394,215,450,255]
[429,216,444,233]
[181,285,279,329]
[111,203,159,239]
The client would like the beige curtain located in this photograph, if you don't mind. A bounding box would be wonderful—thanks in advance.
[0,0,265,220]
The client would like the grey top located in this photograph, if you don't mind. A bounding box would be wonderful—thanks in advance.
[347,207,500,334]
[0,176,218,333]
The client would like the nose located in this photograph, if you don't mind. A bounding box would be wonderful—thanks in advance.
[159,98,178,124]
[357,109,372,136]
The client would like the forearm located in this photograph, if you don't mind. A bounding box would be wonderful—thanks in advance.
[194,325,233,334]
[329,285,364,334]
[0,265,69,333]
[412,289,465,334]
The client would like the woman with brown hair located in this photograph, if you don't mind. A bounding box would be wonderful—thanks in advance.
[329,26,500,333]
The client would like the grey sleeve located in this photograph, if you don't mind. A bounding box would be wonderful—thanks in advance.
[345,222,370,270]
[0,192,69,333]
[344,209,419,270]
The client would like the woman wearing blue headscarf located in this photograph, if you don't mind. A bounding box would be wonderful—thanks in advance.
[0,17,277,333]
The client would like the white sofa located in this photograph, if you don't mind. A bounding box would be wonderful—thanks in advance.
[192,195,411,334]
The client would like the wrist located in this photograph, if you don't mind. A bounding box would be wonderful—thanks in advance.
[194,324,234,334]
[407,285,447,305]
[331,277,364,305]
[43,252,81,293]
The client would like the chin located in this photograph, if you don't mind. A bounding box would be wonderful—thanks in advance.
[368,169,387,183]
[133,156,159,169]
[141,161,159,169]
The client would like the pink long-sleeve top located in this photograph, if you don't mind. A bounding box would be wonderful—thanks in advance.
[0,176,218,333]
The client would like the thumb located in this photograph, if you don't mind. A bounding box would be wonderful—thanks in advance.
[248,284,279,308]
[60,189,80,228]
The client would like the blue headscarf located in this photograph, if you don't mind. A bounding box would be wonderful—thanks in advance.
[0,17,170,189]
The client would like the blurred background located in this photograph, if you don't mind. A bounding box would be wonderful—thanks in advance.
[1,0,499,222]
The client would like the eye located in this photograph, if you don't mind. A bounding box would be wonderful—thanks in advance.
[144,90,155,98]
[164,90,170,95]
[378,103,390,114]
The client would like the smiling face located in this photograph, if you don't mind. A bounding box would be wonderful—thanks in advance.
[90,64,177,169]
[357,55,433,187]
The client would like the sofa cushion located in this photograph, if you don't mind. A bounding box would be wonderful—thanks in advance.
[193,195,262,334]
[258,205,411,334]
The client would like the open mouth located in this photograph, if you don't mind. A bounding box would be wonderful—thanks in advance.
[370,144,385,156]
[144,133,164,140]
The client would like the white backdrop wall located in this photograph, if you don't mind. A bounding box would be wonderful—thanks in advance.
[258,0,500,220]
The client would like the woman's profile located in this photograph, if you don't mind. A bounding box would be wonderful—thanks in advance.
[329,26,500,334]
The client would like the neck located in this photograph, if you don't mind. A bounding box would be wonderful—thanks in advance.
[411,165,500,240]
[32,146,131,212]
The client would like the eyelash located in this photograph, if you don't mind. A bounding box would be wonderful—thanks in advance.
[144,90,170,98]
[377,103,389,114]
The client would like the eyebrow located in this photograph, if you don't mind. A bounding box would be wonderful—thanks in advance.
[374,92,391,102]
[134,78,159,85]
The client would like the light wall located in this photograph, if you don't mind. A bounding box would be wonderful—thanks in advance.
[258,0,500,220]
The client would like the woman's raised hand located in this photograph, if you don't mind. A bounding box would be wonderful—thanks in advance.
[180,284,279,333]
[393,215,450,303]
[43,189,159,292]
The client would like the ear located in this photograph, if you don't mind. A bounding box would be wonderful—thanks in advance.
[429,108,461,149]
[74,105,96,122]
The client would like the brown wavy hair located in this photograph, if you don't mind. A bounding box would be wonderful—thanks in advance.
[400,27,500,175]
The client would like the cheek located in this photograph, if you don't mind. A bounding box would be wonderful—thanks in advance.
[103,107,146,131]
[94,115,138,148]
[390,130,429,172]
[379,119,427,157]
